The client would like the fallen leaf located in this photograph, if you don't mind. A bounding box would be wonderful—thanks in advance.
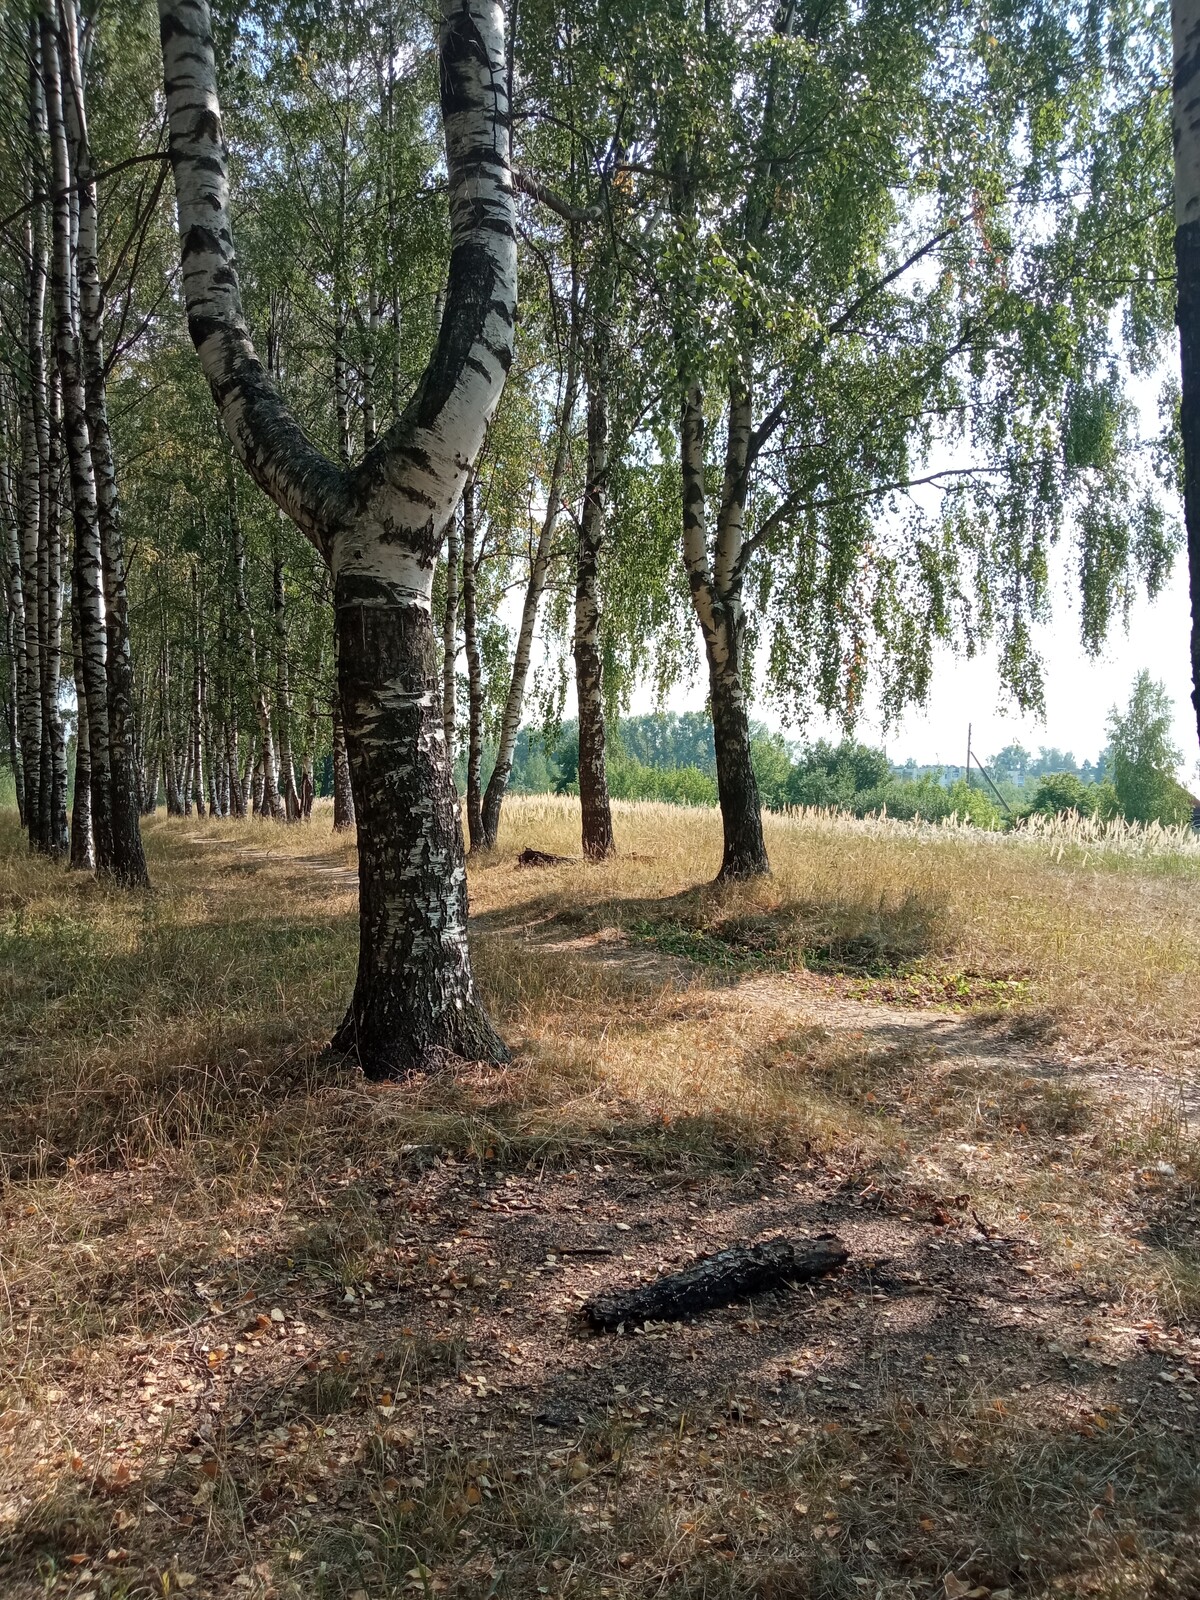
[943,1578,989,1600]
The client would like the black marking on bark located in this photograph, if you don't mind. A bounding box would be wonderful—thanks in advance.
[414,240,502,428]
[181,222,226,259]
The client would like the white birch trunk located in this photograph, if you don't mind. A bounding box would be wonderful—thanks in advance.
[42,2,114,873]
[479,344,579,847]
[59,0,148,884]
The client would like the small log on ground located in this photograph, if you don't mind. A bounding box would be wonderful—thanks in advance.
[516,847,574,868]
[583,1235,849,1331]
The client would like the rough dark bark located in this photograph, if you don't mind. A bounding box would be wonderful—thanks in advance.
[679,382,769,880]
[710,659,768,879]
[574,345,615,861]
[330,580,506,1076]
[517,846,572,867]
[584,1236,849,1331]
[1175,2,1200,752]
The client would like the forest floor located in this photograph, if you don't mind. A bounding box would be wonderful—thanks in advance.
[2,797,1200,1600]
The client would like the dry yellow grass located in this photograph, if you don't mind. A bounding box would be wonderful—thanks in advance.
[2,798,1199,1600]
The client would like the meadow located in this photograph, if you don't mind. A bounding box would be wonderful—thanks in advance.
[1,798,1199,1600]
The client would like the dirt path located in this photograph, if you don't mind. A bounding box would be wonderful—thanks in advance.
[184,830,1199,1128]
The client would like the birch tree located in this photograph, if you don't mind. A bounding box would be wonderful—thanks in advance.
[1174,0,1200,750]
[157,0,517,1075]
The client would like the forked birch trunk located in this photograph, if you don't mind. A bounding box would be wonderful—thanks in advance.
[160,0,517,1074]
[1174,0,1200,750]
[574,342,615,860]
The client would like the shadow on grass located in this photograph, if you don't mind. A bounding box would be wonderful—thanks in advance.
[4,1153,1200,1600]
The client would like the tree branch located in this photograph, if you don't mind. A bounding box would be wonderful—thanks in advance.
[0,148,170,232]
[515,170,600,225]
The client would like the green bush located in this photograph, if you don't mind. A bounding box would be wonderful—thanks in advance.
[857,774,954,821]
[945,779,1003,828]
[606,756,717,807]
[750,734,794,809]
[784,739,891,810]
[1030,771,1095,817]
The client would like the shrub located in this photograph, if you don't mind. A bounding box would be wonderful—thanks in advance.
[1030,771,1095,818]
[946,778,1003,828]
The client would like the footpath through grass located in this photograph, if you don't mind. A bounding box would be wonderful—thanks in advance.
[1,799,1199,1600]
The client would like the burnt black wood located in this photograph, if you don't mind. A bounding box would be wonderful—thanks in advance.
[583,1235,849,1330]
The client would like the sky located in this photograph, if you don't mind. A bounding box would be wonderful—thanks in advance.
[790,550,1198,778]
[614,541,1198,781]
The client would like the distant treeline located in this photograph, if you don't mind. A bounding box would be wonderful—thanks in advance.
[483,689,1195,831]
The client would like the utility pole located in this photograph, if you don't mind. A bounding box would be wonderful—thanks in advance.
[966,722,972,789]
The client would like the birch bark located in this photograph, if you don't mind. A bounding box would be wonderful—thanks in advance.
[679,380,768,879]
[19,197,46,849]
[159,0,517,1075]
[58,0,148,885]
[574,337,614,860]
[0,437,23,815]
[460,468,485,850]
[442,511,460,778]
[227,465,282,818]
[479,343,578,848]
[42,4,115,873]
[4,383,30,829]
[68,586,93,867]
[272,533,301,819]
[43,368,68,856]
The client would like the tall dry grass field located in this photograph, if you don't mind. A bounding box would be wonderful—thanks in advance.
[1,799,1199,1600]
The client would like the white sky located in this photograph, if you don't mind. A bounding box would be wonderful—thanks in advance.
[782,548,1197,777]
[609,541,1198,780]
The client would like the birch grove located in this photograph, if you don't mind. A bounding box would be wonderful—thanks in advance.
[0,0,1189,1070]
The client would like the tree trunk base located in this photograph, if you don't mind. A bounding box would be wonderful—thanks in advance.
[715,854,771,885]
[583,1235,848,1330]
[330,995,510,1081]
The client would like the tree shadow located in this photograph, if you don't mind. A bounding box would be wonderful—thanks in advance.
[4,1150,1200,1599]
